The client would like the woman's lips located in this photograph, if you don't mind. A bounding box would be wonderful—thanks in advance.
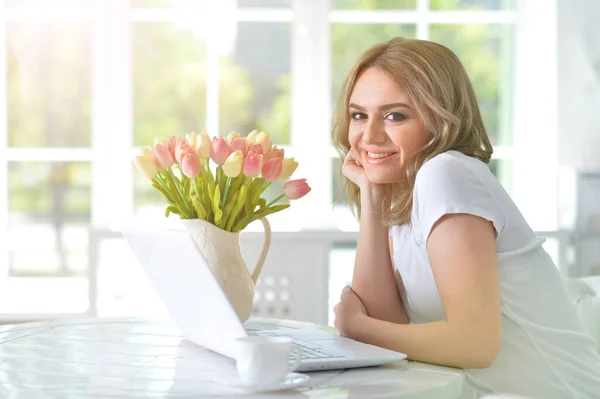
[363,151,397,165]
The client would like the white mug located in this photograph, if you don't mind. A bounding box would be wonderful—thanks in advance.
[235,336,302,386]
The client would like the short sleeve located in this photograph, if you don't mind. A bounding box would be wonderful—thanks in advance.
[412,153,507,244]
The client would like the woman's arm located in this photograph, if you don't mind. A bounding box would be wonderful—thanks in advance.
[337,213,502,369]
[351,187,409,324]
[340,149,409,324]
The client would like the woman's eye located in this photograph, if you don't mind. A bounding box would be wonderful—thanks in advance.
[385,112,406,121]
[350,112,367,120]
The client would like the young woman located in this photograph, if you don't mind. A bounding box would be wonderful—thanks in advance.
[332,37,600,398]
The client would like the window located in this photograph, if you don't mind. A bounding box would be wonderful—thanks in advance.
[6,21,92,279]
[1,3,95,315]
[0,0,524,316]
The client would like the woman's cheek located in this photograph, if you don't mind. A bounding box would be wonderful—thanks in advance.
[348,128,361,147]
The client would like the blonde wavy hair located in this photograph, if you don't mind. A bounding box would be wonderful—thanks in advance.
[332,37,493,226]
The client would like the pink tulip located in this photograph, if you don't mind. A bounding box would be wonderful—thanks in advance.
[246,143,264,157]
[243,152,263,178]
[265,147,284,162]
[180,152,201,178]
[211,137,230,165]
[283,179,311,200]
[254,132,272,154]
[227,131,240,145]
[230,137,246,155]
[153,143,174,169]
[175,140,194,164]
[167,136,180,158]
[261,157,283,182]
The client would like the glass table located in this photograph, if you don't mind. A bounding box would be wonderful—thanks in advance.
[0,317,465,398]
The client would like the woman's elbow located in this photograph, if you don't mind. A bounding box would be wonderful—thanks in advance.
[468,349,499,369]
[466,330,502,369]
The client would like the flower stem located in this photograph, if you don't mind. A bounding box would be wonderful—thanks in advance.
[265,193,285,209]
[155,173,178,205]
[262,181,271,193]
[221,177,232,208]
[166,169,192,217]
[192,177,201,201]
[205,160,214,185]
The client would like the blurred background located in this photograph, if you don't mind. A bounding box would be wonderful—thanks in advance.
[0,0,599,325]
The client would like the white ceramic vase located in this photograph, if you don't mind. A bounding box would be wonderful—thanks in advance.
[181,217,271,322]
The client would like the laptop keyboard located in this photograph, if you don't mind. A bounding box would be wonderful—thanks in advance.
[248,331,345,360]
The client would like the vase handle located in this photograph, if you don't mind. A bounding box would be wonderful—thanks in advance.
[250,217,272,285]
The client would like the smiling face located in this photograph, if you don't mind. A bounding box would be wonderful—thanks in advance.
[348,67,431,184]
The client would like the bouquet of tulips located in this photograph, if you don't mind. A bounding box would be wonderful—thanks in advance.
[133,130,311,232]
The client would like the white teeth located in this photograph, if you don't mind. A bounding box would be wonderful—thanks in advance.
[367,152,393,159]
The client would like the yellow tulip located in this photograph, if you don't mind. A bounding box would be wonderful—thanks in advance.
[133,147,158,179]
[246,129,258,144]
[227,131,240,145]
[185,132,197,148]
[279,157,298,180]
[223,150,244,178]
[184,132,210,161]
[255,131,272,153]
[196,131,211,160]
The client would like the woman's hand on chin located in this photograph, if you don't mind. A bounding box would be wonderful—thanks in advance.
[333,286,368,339]
[342,148,368,189]
[342,148,386,203]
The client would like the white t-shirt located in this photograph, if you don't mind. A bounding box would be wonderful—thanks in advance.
[390,150,600,398]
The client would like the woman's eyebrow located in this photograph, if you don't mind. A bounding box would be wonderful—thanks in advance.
[348,102,413,111]
[348,102,366,110]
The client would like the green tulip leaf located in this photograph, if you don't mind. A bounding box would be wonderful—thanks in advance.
[226,185,247,231]
[253,204,289,220]
[212,186,223,225]
[258,198,267,210]
[191,195,207,220]
[165,205,181,218]
[152,180,178,207]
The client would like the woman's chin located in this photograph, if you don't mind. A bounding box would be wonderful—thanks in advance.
[365,171,403,185]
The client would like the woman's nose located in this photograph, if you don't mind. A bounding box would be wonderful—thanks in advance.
[362,118,386,144]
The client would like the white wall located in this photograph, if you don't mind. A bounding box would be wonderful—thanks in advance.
[557,0,600,169]
[555,0,600,276]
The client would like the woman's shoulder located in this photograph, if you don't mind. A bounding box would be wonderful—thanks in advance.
[412,151,509,239]
[415,150,489,194]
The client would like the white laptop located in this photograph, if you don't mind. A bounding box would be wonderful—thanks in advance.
[122,224,407,372]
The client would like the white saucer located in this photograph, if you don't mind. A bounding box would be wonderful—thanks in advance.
[214,372,310,393]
